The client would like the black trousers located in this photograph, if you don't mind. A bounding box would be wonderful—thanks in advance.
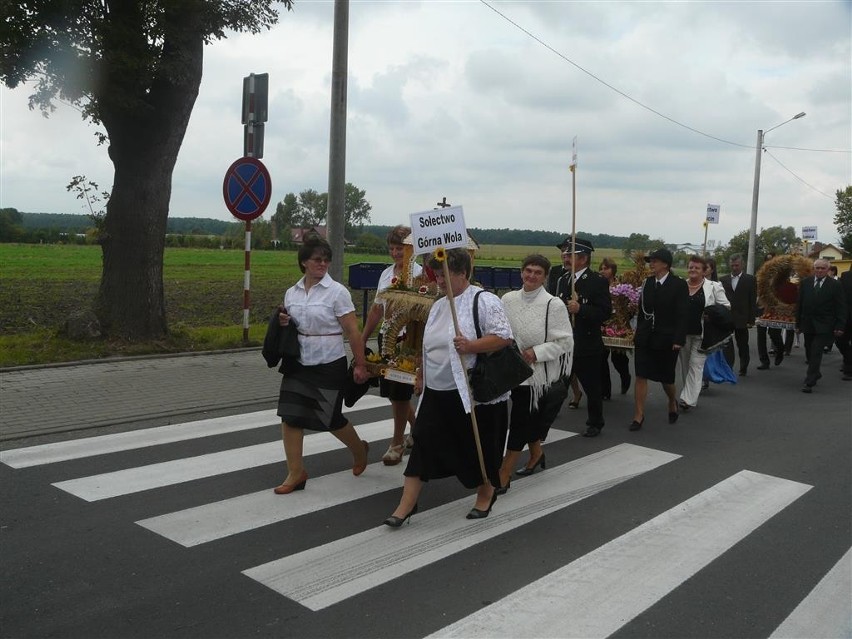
[601,349,630,398]
[836,321,852,374]
[724,327,750,372]
[757,326,784,365]
[572,352,604,427]
[803,333,834,387]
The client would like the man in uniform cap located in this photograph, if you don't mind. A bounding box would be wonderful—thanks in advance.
[553,237,611,437]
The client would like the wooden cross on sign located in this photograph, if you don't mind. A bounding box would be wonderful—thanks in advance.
[436,197,451,208]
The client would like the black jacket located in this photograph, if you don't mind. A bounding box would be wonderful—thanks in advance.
[796,276,847,335]
[555,268,611,356]
[635,274,689,349]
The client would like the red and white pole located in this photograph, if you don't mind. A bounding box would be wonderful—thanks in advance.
[243,219,252,343]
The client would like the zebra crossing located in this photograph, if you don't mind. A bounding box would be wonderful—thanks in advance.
[1,395,850,638]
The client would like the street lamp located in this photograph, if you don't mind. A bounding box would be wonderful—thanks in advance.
[746,111,806,275]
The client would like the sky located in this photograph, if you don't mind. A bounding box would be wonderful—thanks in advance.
[1,0,850,248]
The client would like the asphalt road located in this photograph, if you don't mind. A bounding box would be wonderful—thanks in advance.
[1,343,850,638]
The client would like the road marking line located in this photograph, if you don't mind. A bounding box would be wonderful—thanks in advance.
[136,430,576,547]
[770,547,852,639]
[1,395,388,468]
[53,419,393,501]
[242,443,680,611]
[430,470,812,639]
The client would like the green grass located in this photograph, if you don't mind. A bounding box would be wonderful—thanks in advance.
[0,242,637,367]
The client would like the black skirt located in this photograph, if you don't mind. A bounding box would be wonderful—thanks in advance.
[634,344,679,384]
[277,357,349,431]
[404,387,508,489]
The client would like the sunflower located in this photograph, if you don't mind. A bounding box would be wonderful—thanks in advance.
[433,247,446,262]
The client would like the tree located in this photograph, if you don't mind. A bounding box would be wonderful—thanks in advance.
[0,208,24,242]
[834,185,852,254]
[1,1,293,339]
[716,226,799,272]
[271,182,371,240]
[343,182,371,236]
[621,233,650,258]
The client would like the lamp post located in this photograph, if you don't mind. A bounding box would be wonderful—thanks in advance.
[746,111,806,275]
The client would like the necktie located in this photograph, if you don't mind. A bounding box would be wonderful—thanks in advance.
[732,275,738,291]
[815,278,823,293]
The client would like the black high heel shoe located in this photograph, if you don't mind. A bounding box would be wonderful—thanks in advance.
[383,503,418,528]
[515,452,546,477]
[494,480,511,496]
[668,409,679,424]
[629,416,644,431]
[466,491,498,520]
[567,393,583,409]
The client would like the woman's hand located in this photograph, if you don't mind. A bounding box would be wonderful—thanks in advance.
[353,364,369,384]
[278,306,290,327]
[522,347,537,365]
[453,335,470,354]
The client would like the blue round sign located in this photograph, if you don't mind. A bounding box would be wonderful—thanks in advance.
[222,157,272,221]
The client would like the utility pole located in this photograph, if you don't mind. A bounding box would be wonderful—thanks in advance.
[326,0,349,282]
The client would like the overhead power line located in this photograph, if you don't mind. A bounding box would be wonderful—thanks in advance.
[478,0,850,156]
[763,149,837,199]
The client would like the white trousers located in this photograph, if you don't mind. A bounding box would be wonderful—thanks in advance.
[678,334,706,408]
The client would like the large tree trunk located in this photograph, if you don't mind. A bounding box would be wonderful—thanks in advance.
[95,2,204,339]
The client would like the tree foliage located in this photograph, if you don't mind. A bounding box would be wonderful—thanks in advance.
[0,0,293,339]
[271,183,371,239]
[715,226,799,272]
[834,185,852,253]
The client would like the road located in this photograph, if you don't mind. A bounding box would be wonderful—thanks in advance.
[1,344,850,638]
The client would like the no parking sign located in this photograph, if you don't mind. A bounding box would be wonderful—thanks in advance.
[222,157,271,221]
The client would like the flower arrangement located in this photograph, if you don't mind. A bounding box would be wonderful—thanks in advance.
[602,282,641,339]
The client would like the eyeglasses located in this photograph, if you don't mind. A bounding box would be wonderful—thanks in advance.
[308,257,331,264]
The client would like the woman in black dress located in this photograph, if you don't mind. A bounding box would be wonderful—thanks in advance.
[383,248,513,526]
[630,248,689,430]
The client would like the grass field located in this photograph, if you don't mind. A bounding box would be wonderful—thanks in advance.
[0,243,634,366]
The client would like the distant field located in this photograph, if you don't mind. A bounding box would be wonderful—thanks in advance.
[0,243,636,334]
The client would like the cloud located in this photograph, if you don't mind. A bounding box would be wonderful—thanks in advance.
[1,0,849,246]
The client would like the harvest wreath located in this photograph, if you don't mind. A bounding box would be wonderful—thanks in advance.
[755,254,812,328]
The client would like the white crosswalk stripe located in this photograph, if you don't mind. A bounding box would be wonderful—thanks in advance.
[242,443,680,611]
[2,398,849,638]
[137,428,576,547]
[429,470,812,638]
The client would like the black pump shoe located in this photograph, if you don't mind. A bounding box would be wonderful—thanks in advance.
[466,492,498,520]
[383,503,418,528]
[515,452,546,477]
[629,417,644,431]
[494,480,511,496]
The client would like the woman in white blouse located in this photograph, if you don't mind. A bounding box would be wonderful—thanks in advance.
[360,225,423,465]
[679,255,730,411]
[498,255,573,492]
[383,248,513,526]
[273,235,370,494]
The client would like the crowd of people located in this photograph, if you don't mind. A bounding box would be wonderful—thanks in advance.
[265,233,851,527]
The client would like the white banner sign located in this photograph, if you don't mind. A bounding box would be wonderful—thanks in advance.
[802,226,818,241]
[409,205,467,255]
[706,203,720,224]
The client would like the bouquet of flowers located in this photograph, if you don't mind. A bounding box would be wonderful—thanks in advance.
[602,282,641,339]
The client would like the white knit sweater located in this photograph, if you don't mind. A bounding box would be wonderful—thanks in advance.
[501,286,574,409]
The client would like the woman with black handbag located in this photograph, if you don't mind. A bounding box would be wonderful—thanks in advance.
[383,248,513,526]
[497,255,573,493]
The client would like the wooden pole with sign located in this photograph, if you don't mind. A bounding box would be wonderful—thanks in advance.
[441,258,489,486]
[702,221,709,257]
[569,138,578,301]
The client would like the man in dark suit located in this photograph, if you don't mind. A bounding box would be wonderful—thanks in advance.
[720,254,757,376]
[836,269,852,381]
[796,259,847,392]
[554,237,611,437]
[630,247,689,430]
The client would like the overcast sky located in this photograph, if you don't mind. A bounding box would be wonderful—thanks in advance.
[1,0,850,247]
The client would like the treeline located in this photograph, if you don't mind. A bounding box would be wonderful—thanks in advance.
[359,225,630,248]
[16,212,236,235]
[7,213,631,248]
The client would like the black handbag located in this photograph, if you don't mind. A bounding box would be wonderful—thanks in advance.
[468,291,533,403]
